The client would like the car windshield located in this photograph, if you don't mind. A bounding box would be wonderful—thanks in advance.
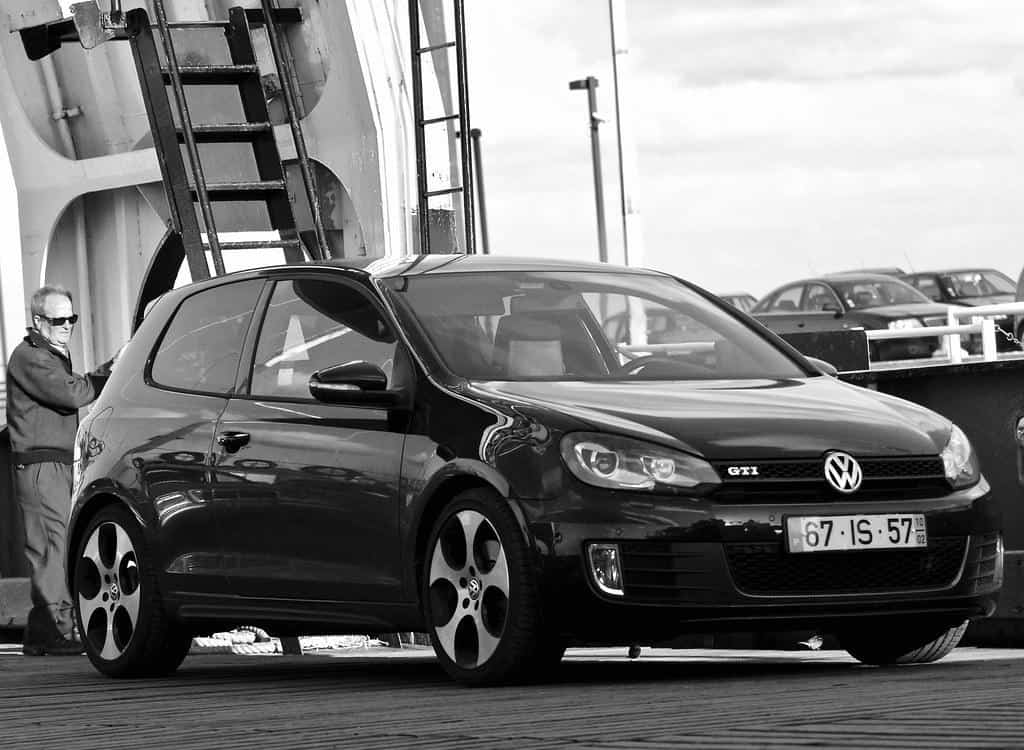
[831,279,931,309]
[941,270,1015,298]
[386,271,809,381]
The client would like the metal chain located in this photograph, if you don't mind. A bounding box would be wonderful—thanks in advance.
[994,323,1024,351]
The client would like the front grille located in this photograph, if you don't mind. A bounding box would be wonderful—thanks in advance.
[725,537,966,595]
[711,456,949,503]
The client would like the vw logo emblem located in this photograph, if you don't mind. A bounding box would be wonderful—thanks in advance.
[824,451,863,493]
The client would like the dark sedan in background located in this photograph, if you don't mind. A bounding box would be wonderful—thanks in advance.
[903,268,1019,350]
[752,273,959,361]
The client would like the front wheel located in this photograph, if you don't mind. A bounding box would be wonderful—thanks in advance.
[422,488,551,685]
[840,619,968,665]
[73,505,191,677]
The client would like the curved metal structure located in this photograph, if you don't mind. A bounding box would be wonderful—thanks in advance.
[0,0,468,375]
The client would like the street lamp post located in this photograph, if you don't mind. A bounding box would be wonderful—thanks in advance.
[569,76,608,263]
[469,128,490,254]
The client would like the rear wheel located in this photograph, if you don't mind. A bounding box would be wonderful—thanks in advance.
[422,488,551,685]
[840,619,968,665]
[73,505,191,677]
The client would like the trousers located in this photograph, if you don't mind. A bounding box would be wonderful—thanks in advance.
[15,461,74,643]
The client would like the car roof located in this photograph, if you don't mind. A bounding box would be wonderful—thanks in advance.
[172,255,668,291]
[818,272,915,283]
[903,267,1007,277]
[768,273,913,288]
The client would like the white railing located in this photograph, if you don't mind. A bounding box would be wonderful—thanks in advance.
[618,342,716,355]
[865,301,1024,366]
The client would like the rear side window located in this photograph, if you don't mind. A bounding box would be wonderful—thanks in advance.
[150,280,264,395]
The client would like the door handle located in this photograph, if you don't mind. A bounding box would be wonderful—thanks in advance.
[216,431,250,453]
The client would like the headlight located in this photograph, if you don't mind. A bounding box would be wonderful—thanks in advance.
[560,432,720,493]
[940,423,980,489]
[888,318,924,330]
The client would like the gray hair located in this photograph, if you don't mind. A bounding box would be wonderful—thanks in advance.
[30,284,74,318]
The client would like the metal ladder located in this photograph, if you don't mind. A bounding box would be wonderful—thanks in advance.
[408,0,475,255]
[130,0,329,286]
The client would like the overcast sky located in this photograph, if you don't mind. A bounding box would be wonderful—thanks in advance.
[466,0,1024,297]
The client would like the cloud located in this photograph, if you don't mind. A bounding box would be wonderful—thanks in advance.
[468,0,1024,295]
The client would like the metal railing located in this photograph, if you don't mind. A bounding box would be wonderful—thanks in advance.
[865,301,1024,367]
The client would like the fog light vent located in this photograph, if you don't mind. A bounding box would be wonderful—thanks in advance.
[588,543,624,596]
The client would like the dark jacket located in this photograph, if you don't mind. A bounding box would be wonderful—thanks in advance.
[6,329,111,465]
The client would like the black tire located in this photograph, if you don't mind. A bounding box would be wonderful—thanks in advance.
[841,619,968,665]
[72,505,191,678]
[421,488,551,685]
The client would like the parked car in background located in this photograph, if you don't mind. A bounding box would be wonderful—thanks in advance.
[903,268,1018,350]
[835,267,906,277]
[718,292,758,313]
[69,256,1000,686]
[752,273,960,361]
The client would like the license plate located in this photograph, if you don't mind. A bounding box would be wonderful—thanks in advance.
[786,513,927,553]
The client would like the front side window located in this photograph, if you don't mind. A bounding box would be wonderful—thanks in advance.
[387,271,809,382]
[908,275,942,301]
[249,278,397,399]
[767,285,804,312]
[802,284,840,311]
[150,279,264,395]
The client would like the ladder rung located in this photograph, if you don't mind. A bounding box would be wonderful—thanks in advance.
[179,123,273,143]
[192,181,287,201]
[202,238,303,250]
[417,41,456,54]
[157,8,302,30]
[421,114,460,126]
[162,65,259,85]
[425,187,464,198]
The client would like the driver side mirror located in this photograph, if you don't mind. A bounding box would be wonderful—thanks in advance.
[309,361,405,407]
[821,303,843,318]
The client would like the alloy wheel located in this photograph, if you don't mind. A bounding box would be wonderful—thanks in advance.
[76,521,142,661]
[427,509,510,669]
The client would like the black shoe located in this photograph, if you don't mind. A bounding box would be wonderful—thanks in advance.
[22,637,85,656]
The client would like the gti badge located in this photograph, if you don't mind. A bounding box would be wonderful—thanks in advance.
[726,465,760,477]
[824,451,863,493]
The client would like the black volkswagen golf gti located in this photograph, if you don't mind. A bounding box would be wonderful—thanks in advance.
[71,255,1002,685]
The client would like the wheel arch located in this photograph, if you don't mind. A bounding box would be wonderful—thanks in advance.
[408,471,531,604]
[66,491,146,591]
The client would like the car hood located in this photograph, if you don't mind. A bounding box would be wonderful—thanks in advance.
[858,302,955,320]
[467,377,950,459]
[955,294,1014,307]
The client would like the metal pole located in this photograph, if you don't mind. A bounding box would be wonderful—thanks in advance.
[469,128,490,254]
[260,0,330,261]
[570,77,608,263]
[608,0,643,267]
[453,0,475,255]
[152,0,225,275]
[409,0,430,253]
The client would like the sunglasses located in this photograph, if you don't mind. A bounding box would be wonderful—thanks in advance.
[37,314,79,326]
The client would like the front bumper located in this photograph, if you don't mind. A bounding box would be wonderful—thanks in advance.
[521,480,1002,644]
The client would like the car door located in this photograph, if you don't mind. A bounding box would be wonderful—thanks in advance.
[211,273,408,602]
[140,278,266,594]
[796,283,859,331]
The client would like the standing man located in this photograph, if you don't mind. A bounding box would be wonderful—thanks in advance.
[6,285,114,655]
